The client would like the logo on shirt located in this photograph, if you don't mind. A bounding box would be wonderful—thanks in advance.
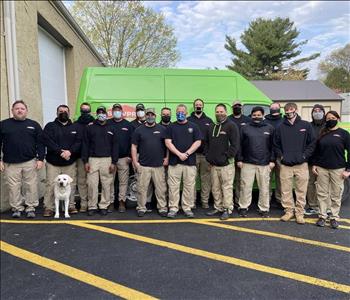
[107,131,114,135]
[205,123,210,126]
[121,127,129,131]
[241,123,247,126]
[219,131,227,135]
[71,131,77,134]
[263,132,270,135]
[153,131,161,134]
[333,134,341,138]
[27,126,35,130]
[188,128,193,133]
[299,129,306,132]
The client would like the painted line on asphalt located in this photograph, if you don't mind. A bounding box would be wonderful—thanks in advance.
[70,221,350,294]
[0,240,157,300]
[194,220,350,252]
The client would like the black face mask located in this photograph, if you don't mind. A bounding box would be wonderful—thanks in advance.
[195,107,202,115]
[233,107,242,116]
[80,109,91,115]
[161,115,171,123]
[270,109,280,114]
[325,119,337,128]
[58,112,69,123]
[252,117,263,123]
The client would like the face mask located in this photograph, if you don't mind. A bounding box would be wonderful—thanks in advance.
[161,115,171,123]
[285,111,296,119]
[146,116,156,125]
[325,119,337,128]
[58,112,69,122]
[252,117,263,123]
[176,112,186,122]
[97,113,107,122]
[113,111,122,119]
[195,107,202,115]
[270,108,280,114]
[233,107,242,116]
[215,115,226,123]
[80,109,91,115]
[137,110,145,118]
[312,111,324,121]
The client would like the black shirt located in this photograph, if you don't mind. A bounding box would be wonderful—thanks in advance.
[107,119,134,158]
[313,128,350,171]
[265,114,283,129]
[74,114,95,158]
[0,118,45,163]
[187,112,213,154]
[132,124,166,167]
[130,119,145,129]
[228,114,251,127]
[165,121,202,166]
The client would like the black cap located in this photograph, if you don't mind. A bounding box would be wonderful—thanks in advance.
[112,103,122,110]
[96,106,107,113]
[135,103,145,111]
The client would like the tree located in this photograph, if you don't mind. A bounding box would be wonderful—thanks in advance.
[70,1,180,67]
[324,68,350,93]
[225,18,320,80]
[319,44,350,75]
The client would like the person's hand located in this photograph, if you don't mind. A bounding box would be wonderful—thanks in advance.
[269,162,275,170]
[109,164,116,174]
[36,161,44,170]
[61,150,71,160]
[342,170,350,179]
[85,163,90,173]
[0,161,4,172]
[312,166,319,176]
[126,157,132,164]
[207,164,212,171]
[163,157,169,167]
[237,161,243,169]
[178,153,188,161]
[133,161,140,172]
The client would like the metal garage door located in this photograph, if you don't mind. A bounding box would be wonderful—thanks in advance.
[38,27,67,125]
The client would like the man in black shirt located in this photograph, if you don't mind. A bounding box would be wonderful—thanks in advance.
[42,104,81,217]
[165,104,202,218]
[187,98,213,209]
[131,108,168,217]
[0,100,45,218]
[130,103,146,129]
[159,107,172,127]
[82,106,119,216]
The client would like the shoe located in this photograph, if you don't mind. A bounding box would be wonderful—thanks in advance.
[167,211,177,218]
[184,210,194,218]
[304,208,319,216]
[220,210,230,220]
[159,211,167,217]
[107,203,114,213]
[118,201,126,213]
[280,212,294,222]
[192,204,197,210]
[259,211,269,218]
[43,209,54,217]
[79,207,87,213]
[12,211,21,218]
[295,214,305,225]
[206,209,221,216]
[330,219,339,229]
[100,209,108,216]
[239,208,248,218]
[138,210,145,217]
[26,211,35,218]
[202,203,209,209]
[68,207,78,214]
[316,218,325,227]
[87,209,96,216]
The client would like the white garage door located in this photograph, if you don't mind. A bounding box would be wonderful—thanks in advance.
[38,27,67,126]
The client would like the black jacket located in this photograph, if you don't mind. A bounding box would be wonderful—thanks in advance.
[228,114,251,127]
[82,120,119,164]
[187,112,213,154]
[237,121,275,166]
[107,119,134,158]
[205,119,240,166]
[273,115,316,166]
[265,114,283,129]
[42,119,81,166]
[74,114,95,158]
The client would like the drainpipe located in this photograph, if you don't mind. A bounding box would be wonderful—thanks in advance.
[3,0,20,115]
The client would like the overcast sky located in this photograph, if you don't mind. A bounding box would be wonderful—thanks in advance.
[144,1,349,79]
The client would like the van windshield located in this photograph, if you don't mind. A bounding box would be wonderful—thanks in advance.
[243,105,270,117]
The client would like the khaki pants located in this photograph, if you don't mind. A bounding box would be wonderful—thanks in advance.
[111,157,130,203]
[211,163,235,213]
[168,165,196,213]
[239,163,270,212]
[316,167,344,220]
[4,159,38,212]
[280,162,308,216]
[306,165,319,210]
[76,159,88,210]
[44,162,77,210]
[270,159,282,203]
[234,166,241,204]
[87,157,113,210]
[194,154,211,205]
[137,165,167,213]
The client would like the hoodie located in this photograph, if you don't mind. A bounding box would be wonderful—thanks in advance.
[187,111,213,154]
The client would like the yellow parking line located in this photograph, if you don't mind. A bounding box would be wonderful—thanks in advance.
[194,220,350,252]
[0,240,157,300]
[71,222,350,294]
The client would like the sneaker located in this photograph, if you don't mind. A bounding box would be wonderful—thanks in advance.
[280,212,294,222]
[206,209,221,216]
[26,211,35,218]
[202,203,209,209]
[184,210,194,218]
[100,209,108,216]
[159,211,167,217]
[239,208,248,218]
[259,211,269,218]
[295,214,305,225]
[138,210,146,217]
[220,210,230,220]
[330,219,339,229]
[304,208,319,216]
[43,209,54,217]
[12,211,21,218]
[167,211,177,218]
[87,209,96,216]
[316,218,326,227]
[68,207,78,214]
[118,201,126,213]
[107,203,114,213]
[79,207,87,213]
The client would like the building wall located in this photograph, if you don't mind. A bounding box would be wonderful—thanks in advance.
[0,1,103,212]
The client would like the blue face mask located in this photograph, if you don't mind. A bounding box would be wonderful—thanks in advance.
[176,112,186,122]
[113,111,122,119]
[97,113,107,122]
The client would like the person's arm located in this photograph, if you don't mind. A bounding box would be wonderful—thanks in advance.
[42,123,62,154]
[303,123,316,160]
[273,126,283,159]
[68,125,82,156]
[34,122,45,169]
[111,128,119,165]
[235,125,243,162]
[343,131,350,177]
[185,124,202,156]
[269,127,276,162]
[228,122,240,159]
[165,139,186,160]
[81,127,90,166]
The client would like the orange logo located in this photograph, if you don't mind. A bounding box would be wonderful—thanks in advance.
[104,104,137,121]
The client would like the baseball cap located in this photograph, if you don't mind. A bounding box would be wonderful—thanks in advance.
[112,103,122,110]
[135,103,145,111]
[145,108,156,115]
[232,100,242,107]
[96,106,107,113]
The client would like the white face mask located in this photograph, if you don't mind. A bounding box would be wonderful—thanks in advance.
[113,111,122,119]
[137,110,145,118]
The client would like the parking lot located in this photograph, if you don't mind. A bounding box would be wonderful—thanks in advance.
[1,200,350,300]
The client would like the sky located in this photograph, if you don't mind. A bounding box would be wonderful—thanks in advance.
[143,1,349,79]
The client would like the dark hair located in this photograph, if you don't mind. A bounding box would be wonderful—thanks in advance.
[251,106,264,115]
[57,104,70,112]
[215,103,227,111]
[80,102,91,108]
[12,100,27,109]
[161,107,171,113]
[319,110,341,139]
[193,98,204,106]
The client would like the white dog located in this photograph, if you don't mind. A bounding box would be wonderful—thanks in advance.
[54,174,73,219]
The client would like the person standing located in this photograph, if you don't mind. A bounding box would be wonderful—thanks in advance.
[159,107,172,128]
[237,106,275,218]
[131,108,168,217]
[273,103,316,224]
[131,103,146,129]
[312,111,350,229]
[42,105,81,217]
[82,106,119,216]
[74,102,95,213]
[205,104,240,220]
[165,104,202,218]
[0,100,45,218]
[187,98,213,209]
